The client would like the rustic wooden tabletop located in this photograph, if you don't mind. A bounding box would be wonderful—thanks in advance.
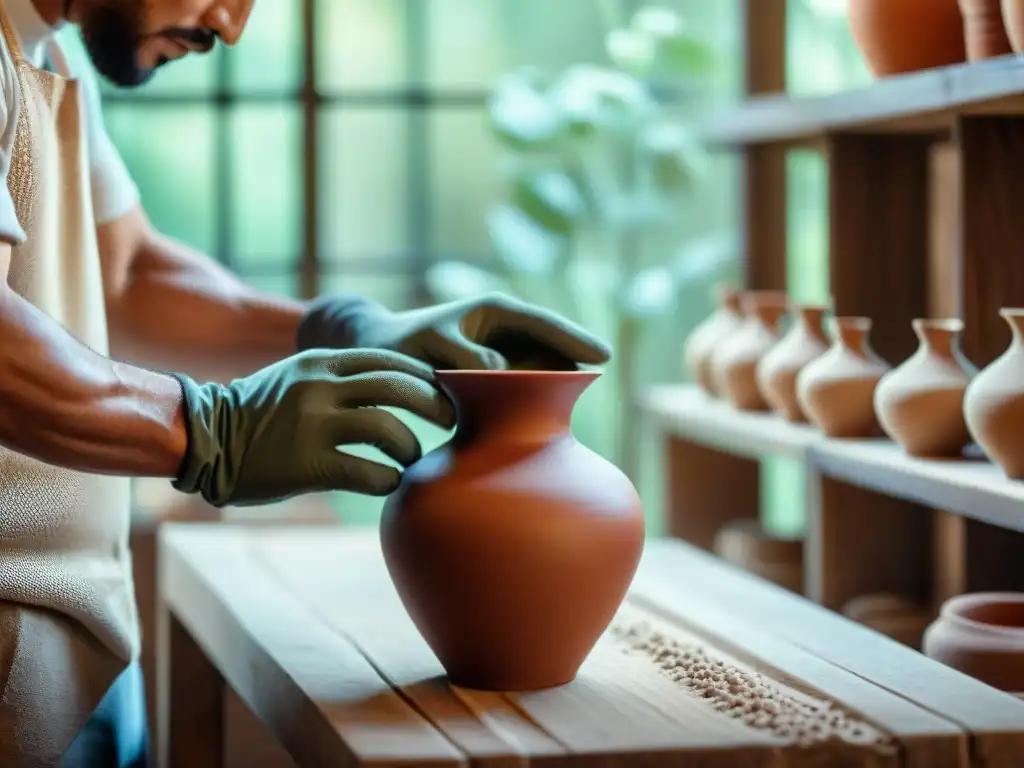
[156,524,1024,767]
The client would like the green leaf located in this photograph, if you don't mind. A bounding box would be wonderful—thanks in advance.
[509,169,586,234]
[605,28,656,75]
[487,205,567,276]
[617,265,676,318]
[548,64,655,136]
[641,122,703,192]
[487,71,565,150]
[630,5,716,77]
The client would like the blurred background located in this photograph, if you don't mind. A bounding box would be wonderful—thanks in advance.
[58,0,872,534]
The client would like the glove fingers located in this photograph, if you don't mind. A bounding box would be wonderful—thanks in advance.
[310,451,403,497]
[482,301,612,365]
[429,327,508,372]
[324,408,423,467]
[319,348,436,382]
[338,372,457,429]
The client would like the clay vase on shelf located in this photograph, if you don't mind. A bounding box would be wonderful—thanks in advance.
[710,291,788,412]
[380,370,645,692]
[756,304,830,423]
[874,319,977,458]
[683,285,744,397]
[923,593,1024,692]
[796,317,891,438]
[841,593,933,649]
[848,0,967,76]
[713,519,804,594]
[960,0,1014,59]
[1003,0,1024,52]
[964,308,1024,478]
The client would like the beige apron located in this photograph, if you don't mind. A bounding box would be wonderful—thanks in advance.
[0,5,139,765]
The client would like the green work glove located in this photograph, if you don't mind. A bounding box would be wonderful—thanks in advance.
[295,292,612,371]
[171,348,455,507]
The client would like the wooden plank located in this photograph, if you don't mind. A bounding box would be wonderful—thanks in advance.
[703,55,1024,147]
[636,538,1024,767]
[643,385,817,459]
[158,525,462,767]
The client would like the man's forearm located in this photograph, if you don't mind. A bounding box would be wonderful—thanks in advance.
[106,231,308,381]
[0,286,187,477]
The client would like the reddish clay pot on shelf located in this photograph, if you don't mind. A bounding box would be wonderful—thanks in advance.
[1004,0,1024,52]
[683,285,744,397]
[923,593,1024,692]
[756,304,830,423]
[848,0,967,76]
[381,370,645,691]
[842,593,933,649]
[713,519,804,594]
[960,0,1014,59]
[796,317,891,438]
[710,291,788,412]
[874,319,977,458]
[964,309,1024,478]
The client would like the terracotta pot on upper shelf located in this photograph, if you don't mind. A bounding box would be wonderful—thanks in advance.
[847,0,967,76]
[874,319,977,458]
[842,593,933,649]
[964,308,1024,478]
[756,304,830,423]
[683,285,744,397]
[1004,0,1024,52]
[713,519,804,594]
[381,370,645,691]
[960,0,1014,59]
[923,593,1024,692]
[710,291,788,412]
[796,317,891,438]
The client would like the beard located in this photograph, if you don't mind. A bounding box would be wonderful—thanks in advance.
[78,1,162,88]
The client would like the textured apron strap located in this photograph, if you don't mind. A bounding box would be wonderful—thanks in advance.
[0,1,27,62]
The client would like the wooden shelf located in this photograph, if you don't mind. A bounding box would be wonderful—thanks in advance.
[703,55,1024,147]
[642,384,816,460]
[810,440,1024,533]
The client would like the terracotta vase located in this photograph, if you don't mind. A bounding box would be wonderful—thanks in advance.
[964,309,1024,478]
[380,370,645,691]
[796,317,891,438]
[874,319,977,458]
[713,519,804,594]
[848,0,967,76]
[841,593,933,649]
[923,593,1024,692]
[960,0,1014,59]
[756,304,830,423]
[710,291,788,412]
[1004,0,1024,52]
[683,285,744,397]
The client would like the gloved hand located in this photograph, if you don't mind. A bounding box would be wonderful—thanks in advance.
[295,292,612,371]
[170,348,455,507]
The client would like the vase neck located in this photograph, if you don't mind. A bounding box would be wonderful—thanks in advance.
[834,318,873,356]
[797,307,828,342]
[716,286,742,314]
[1003,311,1024,345]
[913,320,963,358]
[438,371,597,444]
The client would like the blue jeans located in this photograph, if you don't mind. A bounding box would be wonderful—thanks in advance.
[60,662,149,768]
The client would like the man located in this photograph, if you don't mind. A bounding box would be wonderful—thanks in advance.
[0,0,610,765]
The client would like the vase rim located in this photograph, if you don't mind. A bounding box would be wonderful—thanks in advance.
[912,318,963,333]
[940,591,1024,635]
[1000,307,1024,319]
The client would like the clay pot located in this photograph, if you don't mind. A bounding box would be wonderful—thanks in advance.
[842,593,933,649]
[380,370,645,691]
[964,309,1024,478]
[796,317,891,438]
[683,285,744,397]
[1004,0,1024,52]
[756,305,830,423]
[710,291,788,412]
[848,0,967,76]
[960,0,1014,59]
[713,519,804,594]
[874,319,977,458]
[923,593,1024,692]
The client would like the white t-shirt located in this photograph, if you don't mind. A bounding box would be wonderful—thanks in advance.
[0,0,139,245]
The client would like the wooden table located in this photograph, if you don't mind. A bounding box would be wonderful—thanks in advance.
[157,525,1024,767]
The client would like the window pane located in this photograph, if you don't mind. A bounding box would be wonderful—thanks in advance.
[228,105,302,270]
[428,109,497,263]
[104,105,217,254]
[241,273,301,300]
[318,274,413,312]
[319,108,409,259]
[230,0,302,92]
[317,0,406,91]
[428,0,607,88]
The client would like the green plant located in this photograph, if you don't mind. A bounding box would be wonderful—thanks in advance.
[426,3,732,476]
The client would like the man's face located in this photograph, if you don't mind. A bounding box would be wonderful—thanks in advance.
[69,0,254,87]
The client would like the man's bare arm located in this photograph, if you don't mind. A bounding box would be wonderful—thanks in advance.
[0,243,187,477]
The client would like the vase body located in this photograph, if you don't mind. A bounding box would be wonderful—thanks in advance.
[683,285,744,397]
[923,593,1024,692]
[756,305,830,423]
[1004,0,1024,52]
[848,0,966,75]
[964,309,1024,477]
[712,519,804,594]
[960,0,1014,59]
[710,291,788,412]
[796,317,890,438]
[380,370,645,691]
[874,319,976,457]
